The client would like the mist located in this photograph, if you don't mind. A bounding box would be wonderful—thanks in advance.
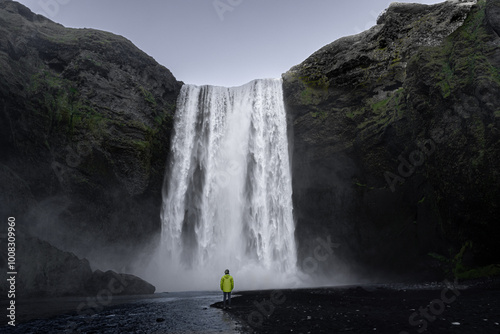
[128,78,363,293]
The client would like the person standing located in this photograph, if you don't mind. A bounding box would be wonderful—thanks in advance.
[220,269,234,309]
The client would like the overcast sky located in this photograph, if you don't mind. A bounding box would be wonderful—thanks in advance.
[17,0,444,87]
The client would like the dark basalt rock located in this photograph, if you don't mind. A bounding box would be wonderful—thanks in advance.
[283,0,500,279]
[0,234,156,297]
[0,1,182,268]
[85,269,155,296]
[0,233,92,297]
[14,235,93,297]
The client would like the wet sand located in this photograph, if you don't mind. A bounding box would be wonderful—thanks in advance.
[213,279,500,333]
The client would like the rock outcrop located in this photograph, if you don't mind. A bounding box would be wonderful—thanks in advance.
[0,234,155,297]
[13,235,92,297]
[85,269,155,296]
[283,0,500,279]
[0,0,182,267]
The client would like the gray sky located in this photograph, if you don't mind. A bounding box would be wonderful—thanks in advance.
[17,0,444,87]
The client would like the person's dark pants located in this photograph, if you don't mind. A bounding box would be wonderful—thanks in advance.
[223,292,231,308]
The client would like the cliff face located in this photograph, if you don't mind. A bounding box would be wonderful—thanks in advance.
[0,1,182,263]
[2,0,499,290]
[283,0,500,279]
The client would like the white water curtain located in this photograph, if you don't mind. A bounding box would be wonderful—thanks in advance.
[160,79,297,290]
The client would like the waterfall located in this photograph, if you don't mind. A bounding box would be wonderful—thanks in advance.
[160,78,297,290]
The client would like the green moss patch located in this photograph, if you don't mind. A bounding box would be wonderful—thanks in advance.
[139,86,157,107]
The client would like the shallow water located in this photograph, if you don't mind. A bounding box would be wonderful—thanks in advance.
[2,291,243,334]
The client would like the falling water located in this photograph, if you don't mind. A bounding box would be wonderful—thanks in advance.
[160,79,297,291]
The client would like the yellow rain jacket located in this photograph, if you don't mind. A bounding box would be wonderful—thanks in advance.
[220,274,234,292]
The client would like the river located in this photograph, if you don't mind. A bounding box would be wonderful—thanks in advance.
[1,291,244,333]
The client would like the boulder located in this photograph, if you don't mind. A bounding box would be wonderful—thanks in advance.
[0,235,156,297]
[86,270,156,296]
[0,234,92,297]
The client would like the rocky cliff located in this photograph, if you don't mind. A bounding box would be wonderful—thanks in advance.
[283,0,500,279]
[2,0,499,296]
[0,0,182,270]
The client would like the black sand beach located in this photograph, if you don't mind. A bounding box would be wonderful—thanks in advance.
[2,279,500,333]
[213,279,500,334]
